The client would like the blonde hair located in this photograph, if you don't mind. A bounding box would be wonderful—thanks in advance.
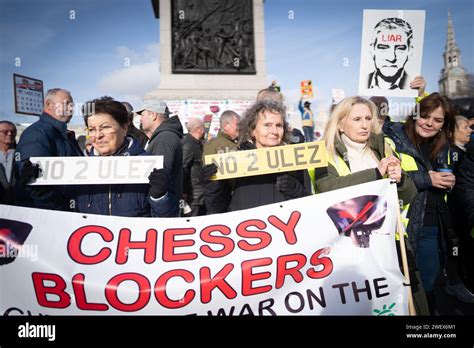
[323,96,381,155]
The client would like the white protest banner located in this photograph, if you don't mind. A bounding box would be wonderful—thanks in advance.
[29,156,163,185]
[204,141,328,180]
[358,10,425,98]
[0,180,408,315]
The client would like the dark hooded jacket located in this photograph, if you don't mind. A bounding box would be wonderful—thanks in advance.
[145,116,183,216]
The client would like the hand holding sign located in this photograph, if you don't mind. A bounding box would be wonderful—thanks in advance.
[276,174,305,199]
[204,142,327,180]
[148,168,169,199]
[201,163,218,184]
[27,156,163,185]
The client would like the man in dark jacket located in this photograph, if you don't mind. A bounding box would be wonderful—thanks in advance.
[137,100,183,217]
[15,88,83,210]
[452,142,474,291]
[121,101,149,148]
[182,118,205,216]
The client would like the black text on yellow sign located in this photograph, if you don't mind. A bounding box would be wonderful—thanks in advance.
[204,141,328,180]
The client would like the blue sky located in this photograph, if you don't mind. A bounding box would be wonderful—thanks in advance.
[1,0,473,126]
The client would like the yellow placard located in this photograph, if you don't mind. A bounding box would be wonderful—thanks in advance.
[204,141,328,180]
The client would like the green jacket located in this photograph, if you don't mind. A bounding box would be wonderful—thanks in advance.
[202,131,238,159]
[314,133,417,205]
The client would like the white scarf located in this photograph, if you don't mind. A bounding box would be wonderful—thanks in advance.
[341,133,378,173]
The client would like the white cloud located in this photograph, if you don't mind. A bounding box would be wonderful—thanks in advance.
[115,45,141,63]
[98,44,161,106]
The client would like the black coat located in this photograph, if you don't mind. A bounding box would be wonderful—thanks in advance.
[181,134,204,206]
[146,116,183,216]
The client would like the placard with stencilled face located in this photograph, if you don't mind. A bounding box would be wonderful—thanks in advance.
[28,156,163,185]
[358,9,425,98]
[204,141,328,180]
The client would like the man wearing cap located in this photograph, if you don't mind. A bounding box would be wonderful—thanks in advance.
[298,98,314,142]
[137,100,183,217]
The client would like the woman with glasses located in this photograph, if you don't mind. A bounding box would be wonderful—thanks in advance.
[74,96,173,217]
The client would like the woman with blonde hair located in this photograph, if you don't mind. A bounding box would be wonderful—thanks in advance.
[314,96,415,204]
[314,96,424,312]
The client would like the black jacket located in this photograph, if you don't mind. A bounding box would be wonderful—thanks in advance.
[146,116,183,216]
[384,122,454,255]
[206,142,312,213]
[127,125,148,149]
[15,112,83,210]
[181,133,204,206]
[0,149,15,204]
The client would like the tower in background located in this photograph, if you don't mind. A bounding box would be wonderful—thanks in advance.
[438,11,471,98]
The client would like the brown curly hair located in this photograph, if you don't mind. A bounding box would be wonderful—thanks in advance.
[238,100,290,146]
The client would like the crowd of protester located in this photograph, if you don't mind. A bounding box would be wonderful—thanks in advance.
[1,76,474,315]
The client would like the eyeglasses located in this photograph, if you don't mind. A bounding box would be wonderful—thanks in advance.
[0,129,16,135]
[87,125,116,137]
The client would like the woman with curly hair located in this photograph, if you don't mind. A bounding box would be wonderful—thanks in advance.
[384,92,474,312]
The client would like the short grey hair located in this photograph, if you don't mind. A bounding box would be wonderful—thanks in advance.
[455,115,469,129]
[219,110,240,128]
[45,88,71,102]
